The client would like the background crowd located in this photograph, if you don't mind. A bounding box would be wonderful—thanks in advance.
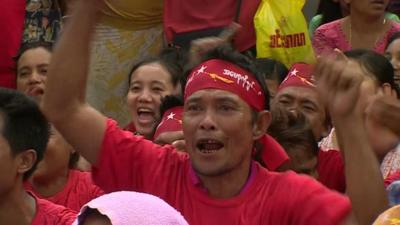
[1,0,400,225]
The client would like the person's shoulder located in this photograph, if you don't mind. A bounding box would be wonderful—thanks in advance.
[315,18,343,32]
[33,196,77,225]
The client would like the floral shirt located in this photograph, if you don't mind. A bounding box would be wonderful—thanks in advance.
[23,0,62,43]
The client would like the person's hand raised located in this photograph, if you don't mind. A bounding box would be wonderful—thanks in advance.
[314,54,364,120]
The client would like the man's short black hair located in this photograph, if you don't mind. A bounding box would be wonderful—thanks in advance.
[0,88,50,180]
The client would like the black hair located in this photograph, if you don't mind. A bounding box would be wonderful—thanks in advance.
[316,0,344,26]
[268,108,319,157]
[181,44,271,110]
[387,32,400,50]
[253,58,288,84]
[128,47,184,89]
[69,152,80,168]
[0,88,50,180]
[344,49,400,95]
[13,41,53,66]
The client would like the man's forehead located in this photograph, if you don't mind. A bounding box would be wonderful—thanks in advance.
[185,89,242,102]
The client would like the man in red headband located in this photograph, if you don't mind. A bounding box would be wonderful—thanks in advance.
[42,1,357,224]
[272,63,346,193]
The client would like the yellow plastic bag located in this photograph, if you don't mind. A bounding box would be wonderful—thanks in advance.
[254,0,316,68]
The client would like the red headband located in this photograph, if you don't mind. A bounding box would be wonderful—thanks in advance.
[153,106,183,140]
[278,63,315,92]
[184,59,265,112]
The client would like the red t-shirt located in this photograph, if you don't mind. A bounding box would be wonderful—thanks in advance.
[0,0,25,88]
[25,170,104,212]
[92,119,351,225]
[163,0,260,52]
[30,193,77,225]
[317,149,346,193]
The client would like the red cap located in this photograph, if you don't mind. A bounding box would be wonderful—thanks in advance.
[153,106,183,140]
[278,63,315,92]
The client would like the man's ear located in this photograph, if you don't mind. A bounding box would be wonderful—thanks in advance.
[253,111,271,140]
[16,149,37,177]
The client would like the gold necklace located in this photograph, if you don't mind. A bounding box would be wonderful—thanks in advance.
[349,17,387,48]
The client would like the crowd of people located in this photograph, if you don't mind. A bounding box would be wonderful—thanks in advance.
[1,0,400,224]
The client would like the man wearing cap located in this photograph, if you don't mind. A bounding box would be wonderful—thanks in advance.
[272,63,346,193]
[42,1,384,224]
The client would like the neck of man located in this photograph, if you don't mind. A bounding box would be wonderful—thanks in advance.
[348,11,386,32]
[29,168,69,197]
[197,159,252,199]
[0,184,36,225]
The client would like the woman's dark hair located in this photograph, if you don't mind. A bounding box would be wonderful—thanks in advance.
[181,44,271,110]
[254,58,288,84]
[69,152,80,168]
[317,0,344,26]
[14,41,53,66]
[387,32,400,50]
[128,47,184,89]
[344,49,400,95]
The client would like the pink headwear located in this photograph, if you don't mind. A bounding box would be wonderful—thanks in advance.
[73,191,188,225]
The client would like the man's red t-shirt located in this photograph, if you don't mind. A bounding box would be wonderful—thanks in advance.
[318,149,346,193]
[163,0,260,52]
[92,119,351,225]
[25,170,104,211]
[30,193,77,225]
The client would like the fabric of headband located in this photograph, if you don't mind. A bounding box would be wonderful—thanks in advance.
[278,63,315,92]
[184,59,265,112]
[153,106,183,140]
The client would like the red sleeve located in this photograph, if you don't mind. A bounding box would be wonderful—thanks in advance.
[70,170,104,210]
[317,150,346,193]
[282,173,351,225]
[0,0,25,88]
[92,118,189,196]
[31,196,77,225]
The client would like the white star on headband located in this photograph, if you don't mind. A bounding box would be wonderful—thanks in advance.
[196,66,207,75]
[290,69,299,76]
[167,112,175,120]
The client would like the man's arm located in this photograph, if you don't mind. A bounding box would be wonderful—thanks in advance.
[315,56,388,225]
[42,0,106,165]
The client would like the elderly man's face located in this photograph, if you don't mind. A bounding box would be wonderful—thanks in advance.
[272,86,329,140]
